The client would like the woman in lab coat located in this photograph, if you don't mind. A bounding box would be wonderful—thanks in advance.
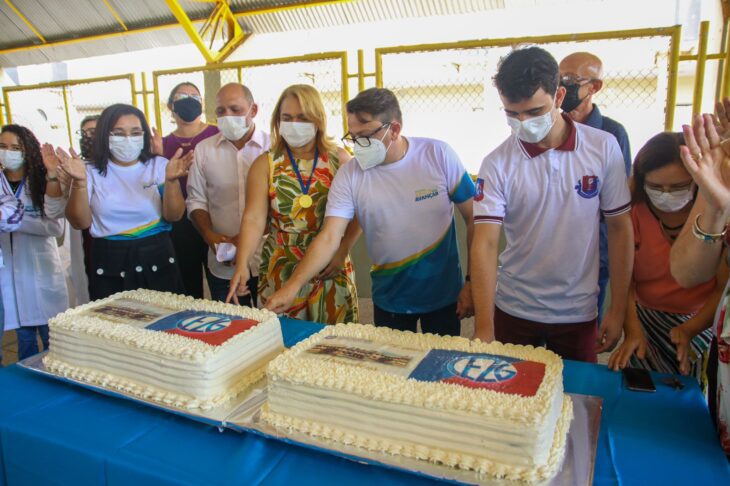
[0,170,24,366]
[0,124,68,360]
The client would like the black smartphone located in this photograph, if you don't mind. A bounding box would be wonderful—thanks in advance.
[623,367,656,392]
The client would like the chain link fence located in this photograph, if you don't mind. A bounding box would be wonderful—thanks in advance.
[376,31,678,174]
[2,75,135,151]
[152,53,348,141]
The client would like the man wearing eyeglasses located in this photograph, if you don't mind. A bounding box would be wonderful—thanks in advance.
[265,88,475,337]
[560,52,632,324]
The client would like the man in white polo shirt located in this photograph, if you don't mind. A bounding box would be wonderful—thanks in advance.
[265,88,475,336]
[471,46,633,362]
[187,83,270,304]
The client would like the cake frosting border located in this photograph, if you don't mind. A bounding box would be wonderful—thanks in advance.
[266,323,564,426]
[46,290,279,362]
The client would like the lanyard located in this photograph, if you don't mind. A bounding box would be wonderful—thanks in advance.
[285,145,319,195]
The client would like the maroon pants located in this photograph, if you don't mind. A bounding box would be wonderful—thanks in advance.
[494,307,598,363]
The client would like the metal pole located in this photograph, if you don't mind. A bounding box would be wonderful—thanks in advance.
[357,49,365,92]
[693,21,710,117]
[141,72,151,121]
[341,52,349,136]
[61,85,73,148]
[665,25,682,130]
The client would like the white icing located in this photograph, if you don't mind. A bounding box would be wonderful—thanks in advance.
[263,323,572,484]
[43,289,284,410]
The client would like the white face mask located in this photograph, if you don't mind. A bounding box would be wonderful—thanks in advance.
[0,149,24,171]
[506,109,556,144]
[645,185,694,213]
[218,115,250,141]
[109,135,144,163]
[354,125,393,170]
[280,121,316,148]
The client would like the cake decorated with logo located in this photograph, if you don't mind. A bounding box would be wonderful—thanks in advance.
[43,290,283,410]
[262,323,572,484]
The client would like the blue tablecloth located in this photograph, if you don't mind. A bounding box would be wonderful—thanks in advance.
[1,318,728,486]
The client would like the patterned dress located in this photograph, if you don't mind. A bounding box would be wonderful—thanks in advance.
[258,148,358,324]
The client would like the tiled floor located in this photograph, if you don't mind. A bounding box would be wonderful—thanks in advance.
[1,329,18,366]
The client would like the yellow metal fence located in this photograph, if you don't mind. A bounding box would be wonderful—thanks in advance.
[152,52,349,140]
[2,74,136,151]
[375,27,680,173]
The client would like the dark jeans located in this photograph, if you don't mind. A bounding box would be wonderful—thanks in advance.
[494,306,598,363]
[206,269,258,307]
[373,302,461,336]
[170,214,208,299]
[17,325,49,361]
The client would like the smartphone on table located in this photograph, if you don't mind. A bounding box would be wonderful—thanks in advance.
[622,367,656,392]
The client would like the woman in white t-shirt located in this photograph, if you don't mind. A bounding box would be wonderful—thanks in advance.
[59,104,193,300]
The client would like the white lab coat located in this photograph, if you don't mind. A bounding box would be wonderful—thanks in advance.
[0,184,69,331]
[45,195,89,307]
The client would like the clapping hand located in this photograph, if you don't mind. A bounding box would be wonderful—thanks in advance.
[151,127,164,156]
[40,143,61,175]
[55,147,87,182]
[165,148,194,182]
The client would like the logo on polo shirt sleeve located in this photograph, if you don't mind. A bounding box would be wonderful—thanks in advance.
[475,178,485,202]
[575,175,599,199]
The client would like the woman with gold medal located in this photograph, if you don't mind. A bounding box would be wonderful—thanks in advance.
[226,84,359,324]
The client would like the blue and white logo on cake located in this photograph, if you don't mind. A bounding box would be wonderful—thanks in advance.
[146,310,258,345]
[446,355,517,383]
[409,349,546,396]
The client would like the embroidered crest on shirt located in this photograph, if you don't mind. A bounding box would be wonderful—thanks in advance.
[475,178,485,202]
[415,188,439,202]
[574,175,599,199]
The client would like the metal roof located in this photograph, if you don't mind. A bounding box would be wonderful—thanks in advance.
[0,0,508,68]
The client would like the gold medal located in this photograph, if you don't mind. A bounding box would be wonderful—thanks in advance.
[299,194,313,208]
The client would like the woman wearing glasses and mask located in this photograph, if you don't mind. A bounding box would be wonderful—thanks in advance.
[226,84,359,324]
[155,82,219,298]
[608,132,728,390]
[60,103,194,300]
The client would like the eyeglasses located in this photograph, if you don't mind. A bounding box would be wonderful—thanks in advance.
[341,123,391,148]
[109,130,145,138]
[76,128,95,137]
[559,74,595,86]
[173,93,202,103]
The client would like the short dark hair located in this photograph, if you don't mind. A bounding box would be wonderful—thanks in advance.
[631,132,692,205]
[346,88,402,124]
[93,104,153,175]
[1,124,46,217]
[167,82,201,107]
[494,46,560,103]
[80,115,99,129]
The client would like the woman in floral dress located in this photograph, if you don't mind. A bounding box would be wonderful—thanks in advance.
[226,84,359,324]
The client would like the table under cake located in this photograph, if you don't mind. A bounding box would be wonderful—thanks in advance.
[0,318,728,486]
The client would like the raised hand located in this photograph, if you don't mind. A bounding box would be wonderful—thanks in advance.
[165,148,194,182]
[151,127,164,156]
[56,147,87,182]
[680,114,730,215]
[715,97,730,142]
[40,143,61,175]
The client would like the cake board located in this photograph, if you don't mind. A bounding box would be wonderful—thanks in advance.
[19,353,601,485]
[17,352,267,429]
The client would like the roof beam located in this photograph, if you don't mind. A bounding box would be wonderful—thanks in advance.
[4,0,47,43]
[0,0,352,57]
[102,0,129,31]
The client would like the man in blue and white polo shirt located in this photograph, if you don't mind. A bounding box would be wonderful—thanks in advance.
[471,46,634,362]
[265,88,475,336]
